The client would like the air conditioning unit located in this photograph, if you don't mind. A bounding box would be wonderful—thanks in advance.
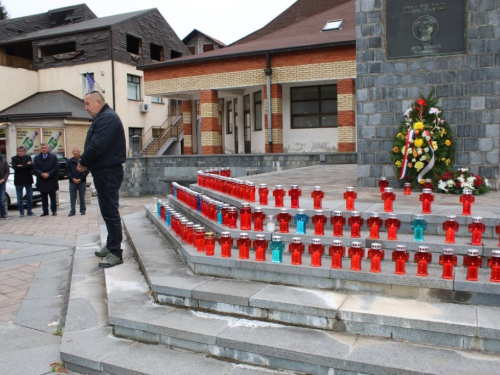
[140,103,150,113]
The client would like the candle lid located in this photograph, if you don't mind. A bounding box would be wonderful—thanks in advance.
[204,232,214,238]
[241,202,250,208]
[290,184,299,189]
[195,227,205,233]
[259,183,267,188]
[292,237,302,243]
[463,189,472,195]
[297,209,306,214]
[446,215,456,221]
[472,217,483,223]
[351,211,360,217]
[247,181,255,186]
[418,245,429,253]
[351,241,362,248]
[370,212,379,218]
[186,222,194,227]
[256,234,266,240]
[239,233,249,239]
[315,210,324,215]
[425,179,432,182]
[272,235,282,242]
[221,232,231,238]
[422,188,432,194]
[158,199,163,204]
[442,248,454,255]
[404,182,411,186]
[380,177,387,181]
[345,186,355,192]
[312,238,322,245]
[371,243,382,250]
[414,214,424,220]
[267,214,275,220]
[280,208,289,214]
[491,250,500,258]
[396,244,407,251]
[314,186,322,191]
[275,185,283,189]
[467,249,479,256]
[222,203,230,208]
[254,207,263,212]
[332,239,343,246]
[180,219,188,224]
[192,224,201,229]
[227,206,237,212]
[389,213,398,219]
[384,187,393,193]
[334,211,343,217]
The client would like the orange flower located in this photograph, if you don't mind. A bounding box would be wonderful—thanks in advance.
[393,146,399,153]
[445,140,451,146]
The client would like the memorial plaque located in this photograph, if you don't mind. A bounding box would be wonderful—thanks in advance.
[386,0,466,59]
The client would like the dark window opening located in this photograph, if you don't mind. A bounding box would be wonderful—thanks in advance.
[170,49,182,59]
[291,85,338,129]
[226,101,233,134]
[39,42,76,57]
[150,43,164,61]
[203,44,214,52]
[254,91,262,131]
[5,43,33,60]
[126,35,142,55]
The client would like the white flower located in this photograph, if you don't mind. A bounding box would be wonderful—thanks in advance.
[447,180,455,187]
[466,177,475,184]
[484,178,490,186]
[461,168,468,172]
[438,181,448,191]
[417,149,422,155]
[462,182,474,190]
[429,107,441,115]
[409,139,414,144]
[407,148,412,155]
[412,158,416,162]
[426,136,431,141]
[403,108,412,117]
[420,156,427,161]
[457,175,465,183]
[424,147,429,153]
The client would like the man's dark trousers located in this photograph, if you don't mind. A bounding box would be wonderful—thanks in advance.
[41,191,57,214]
[69,181,86,214]
[93,169,124,258]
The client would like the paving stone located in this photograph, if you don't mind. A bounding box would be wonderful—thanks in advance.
[193,278,267,306]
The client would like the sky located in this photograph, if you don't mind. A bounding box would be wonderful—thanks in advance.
[2,0,297,44]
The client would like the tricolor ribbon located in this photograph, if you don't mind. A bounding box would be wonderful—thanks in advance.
[399,129,435,181]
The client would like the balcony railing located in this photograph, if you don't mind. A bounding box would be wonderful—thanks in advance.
[0,54,35,70]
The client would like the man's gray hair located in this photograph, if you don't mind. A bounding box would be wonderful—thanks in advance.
[86,90,105,103]
[17,145,27,151]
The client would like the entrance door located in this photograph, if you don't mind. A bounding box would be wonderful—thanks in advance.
[243,94,251,154]
[234,98,239,154]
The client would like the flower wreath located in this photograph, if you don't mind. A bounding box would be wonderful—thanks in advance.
[391,91,455,188]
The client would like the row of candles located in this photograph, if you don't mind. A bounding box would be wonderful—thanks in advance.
[166,185,495,247]
[196,171,477,216]
[154,200,500,282]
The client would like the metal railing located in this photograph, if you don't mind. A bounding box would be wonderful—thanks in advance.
[0,53,35,70]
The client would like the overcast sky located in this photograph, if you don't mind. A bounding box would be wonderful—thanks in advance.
[2,0,297,44]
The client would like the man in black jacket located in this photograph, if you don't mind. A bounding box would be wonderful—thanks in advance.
[66,147,89,216]
[0,153,10,219]
[33,143,59,216]
[11,146,34,216]
[78,91,126,268]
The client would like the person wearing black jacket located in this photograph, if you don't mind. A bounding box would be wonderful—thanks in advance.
[0,153,10,219]
[11,146,34,216]
[66,148,89,216]
[33,143,59,216]
[78,91,126,268]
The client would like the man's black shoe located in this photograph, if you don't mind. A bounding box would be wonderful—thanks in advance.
[52,212,57,216]
[40,212,49,217]
[68,212,75,217]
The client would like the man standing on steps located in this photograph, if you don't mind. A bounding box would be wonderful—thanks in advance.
[77,91,126,268]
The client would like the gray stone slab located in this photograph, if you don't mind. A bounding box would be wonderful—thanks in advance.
[193,278,267,306]
[454,268,500,295]
[104,256,150,302]
[0,321,60,352]
[198,299,267,318]
[250,285,347,318]
[149,268,213,297]
[149,308,239,345]
[0,343,61,375]
[14,295,65,332]
[217,319,356,369]
[101,341,237,375]
[338,294,477,336]
[60,327,134,371]
[390,326,465,349]
[477,305,500,340]
[345,336,500,375]
[229,364,297,375]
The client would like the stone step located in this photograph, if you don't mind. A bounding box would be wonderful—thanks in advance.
[111,212,500,374]
[60,229,293,375]
[123,212,500,353]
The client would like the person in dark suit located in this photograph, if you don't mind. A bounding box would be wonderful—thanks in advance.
[11,146,35,216]
[66,147,89,216]
[33,143,59,216]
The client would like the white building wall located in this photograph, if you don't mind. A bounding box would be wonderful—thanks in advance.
[0,66,38,110]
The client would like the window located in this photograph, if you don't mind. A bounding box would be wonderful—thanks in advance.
[126,35,142,55]
[322,19,344,31]
[254,91,262,131]
[127,75,141,101]
[203,44,214,52]
[151,96,163,104]
[150,43,164,61]
[226,101,233,134]
[291,85,338,129]
[171,50,182,59]
[39,41,76,57]
[187,46,195,55]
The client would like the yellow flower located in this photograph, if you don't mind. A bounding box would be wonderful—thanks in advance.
[446,158,451,166]
[415,161,425,171]
[432,141,438,150]
[395,160,402,167]
[419,179,425,185]
[441,158,446,161]
[414,138,424,148]
[414,122,424,130]
[445,140,451,146]
[393,146,399,153]
[440,129,447,137]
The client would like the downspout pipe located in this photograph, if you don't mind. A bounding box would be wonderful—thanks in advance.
[265,53,273,148]
[110,29,116,110]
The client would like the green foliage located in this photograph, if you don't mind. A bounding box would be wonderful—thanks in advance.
[0,1,9,20]
[391,90,455,188]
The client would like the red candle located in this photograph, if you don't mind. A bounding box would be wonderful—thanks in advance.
[288,184,301,209]
[460,189,475,216]
[404,182,411,195]
[180,219,189,243]
[258,183,269,205]
[439,248,457,279]
[381,187,396,213]
[237,233,251,259]
[367,243,385,273]
[344,186,357,211]
[195,227,205,252]
[488,250,500,282]
[186,222,194,245]
[289,237,305,265]
[378,177,389,193]
[240,203,252,230]
[414,245,432,276]
[442,215,459,244]
[204,232,215,256]
[273,185,285,207]
[308,238,325,267]
[367,212,383,240]
[227,207,238,229]
[312,209,327,236]
[496,223,500,247]
[247,181,256,202]
[277,208,292,233]
[463,249,482,281]
[469,217,485,246]
[329,239,345,269]
[422,179,434,190]
[252,207,265,232]
[331,211,346,237]
[348,211,364,238]
[420,188,434,214]
[311,186,324,209]
[219,232,233,258]
[348,241,364,271]
[392,244,409,275]
[384,213,400,241]
[253,234,268,262]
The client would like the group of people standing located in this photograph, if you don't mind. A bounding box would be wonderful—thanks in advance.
[0,91,126,268]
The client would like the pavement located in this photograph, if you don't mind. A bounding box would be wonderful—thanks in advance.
[0,164,499,374]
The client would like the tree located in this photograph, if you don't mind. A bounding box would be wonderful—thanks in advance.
[0,1,9,20]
